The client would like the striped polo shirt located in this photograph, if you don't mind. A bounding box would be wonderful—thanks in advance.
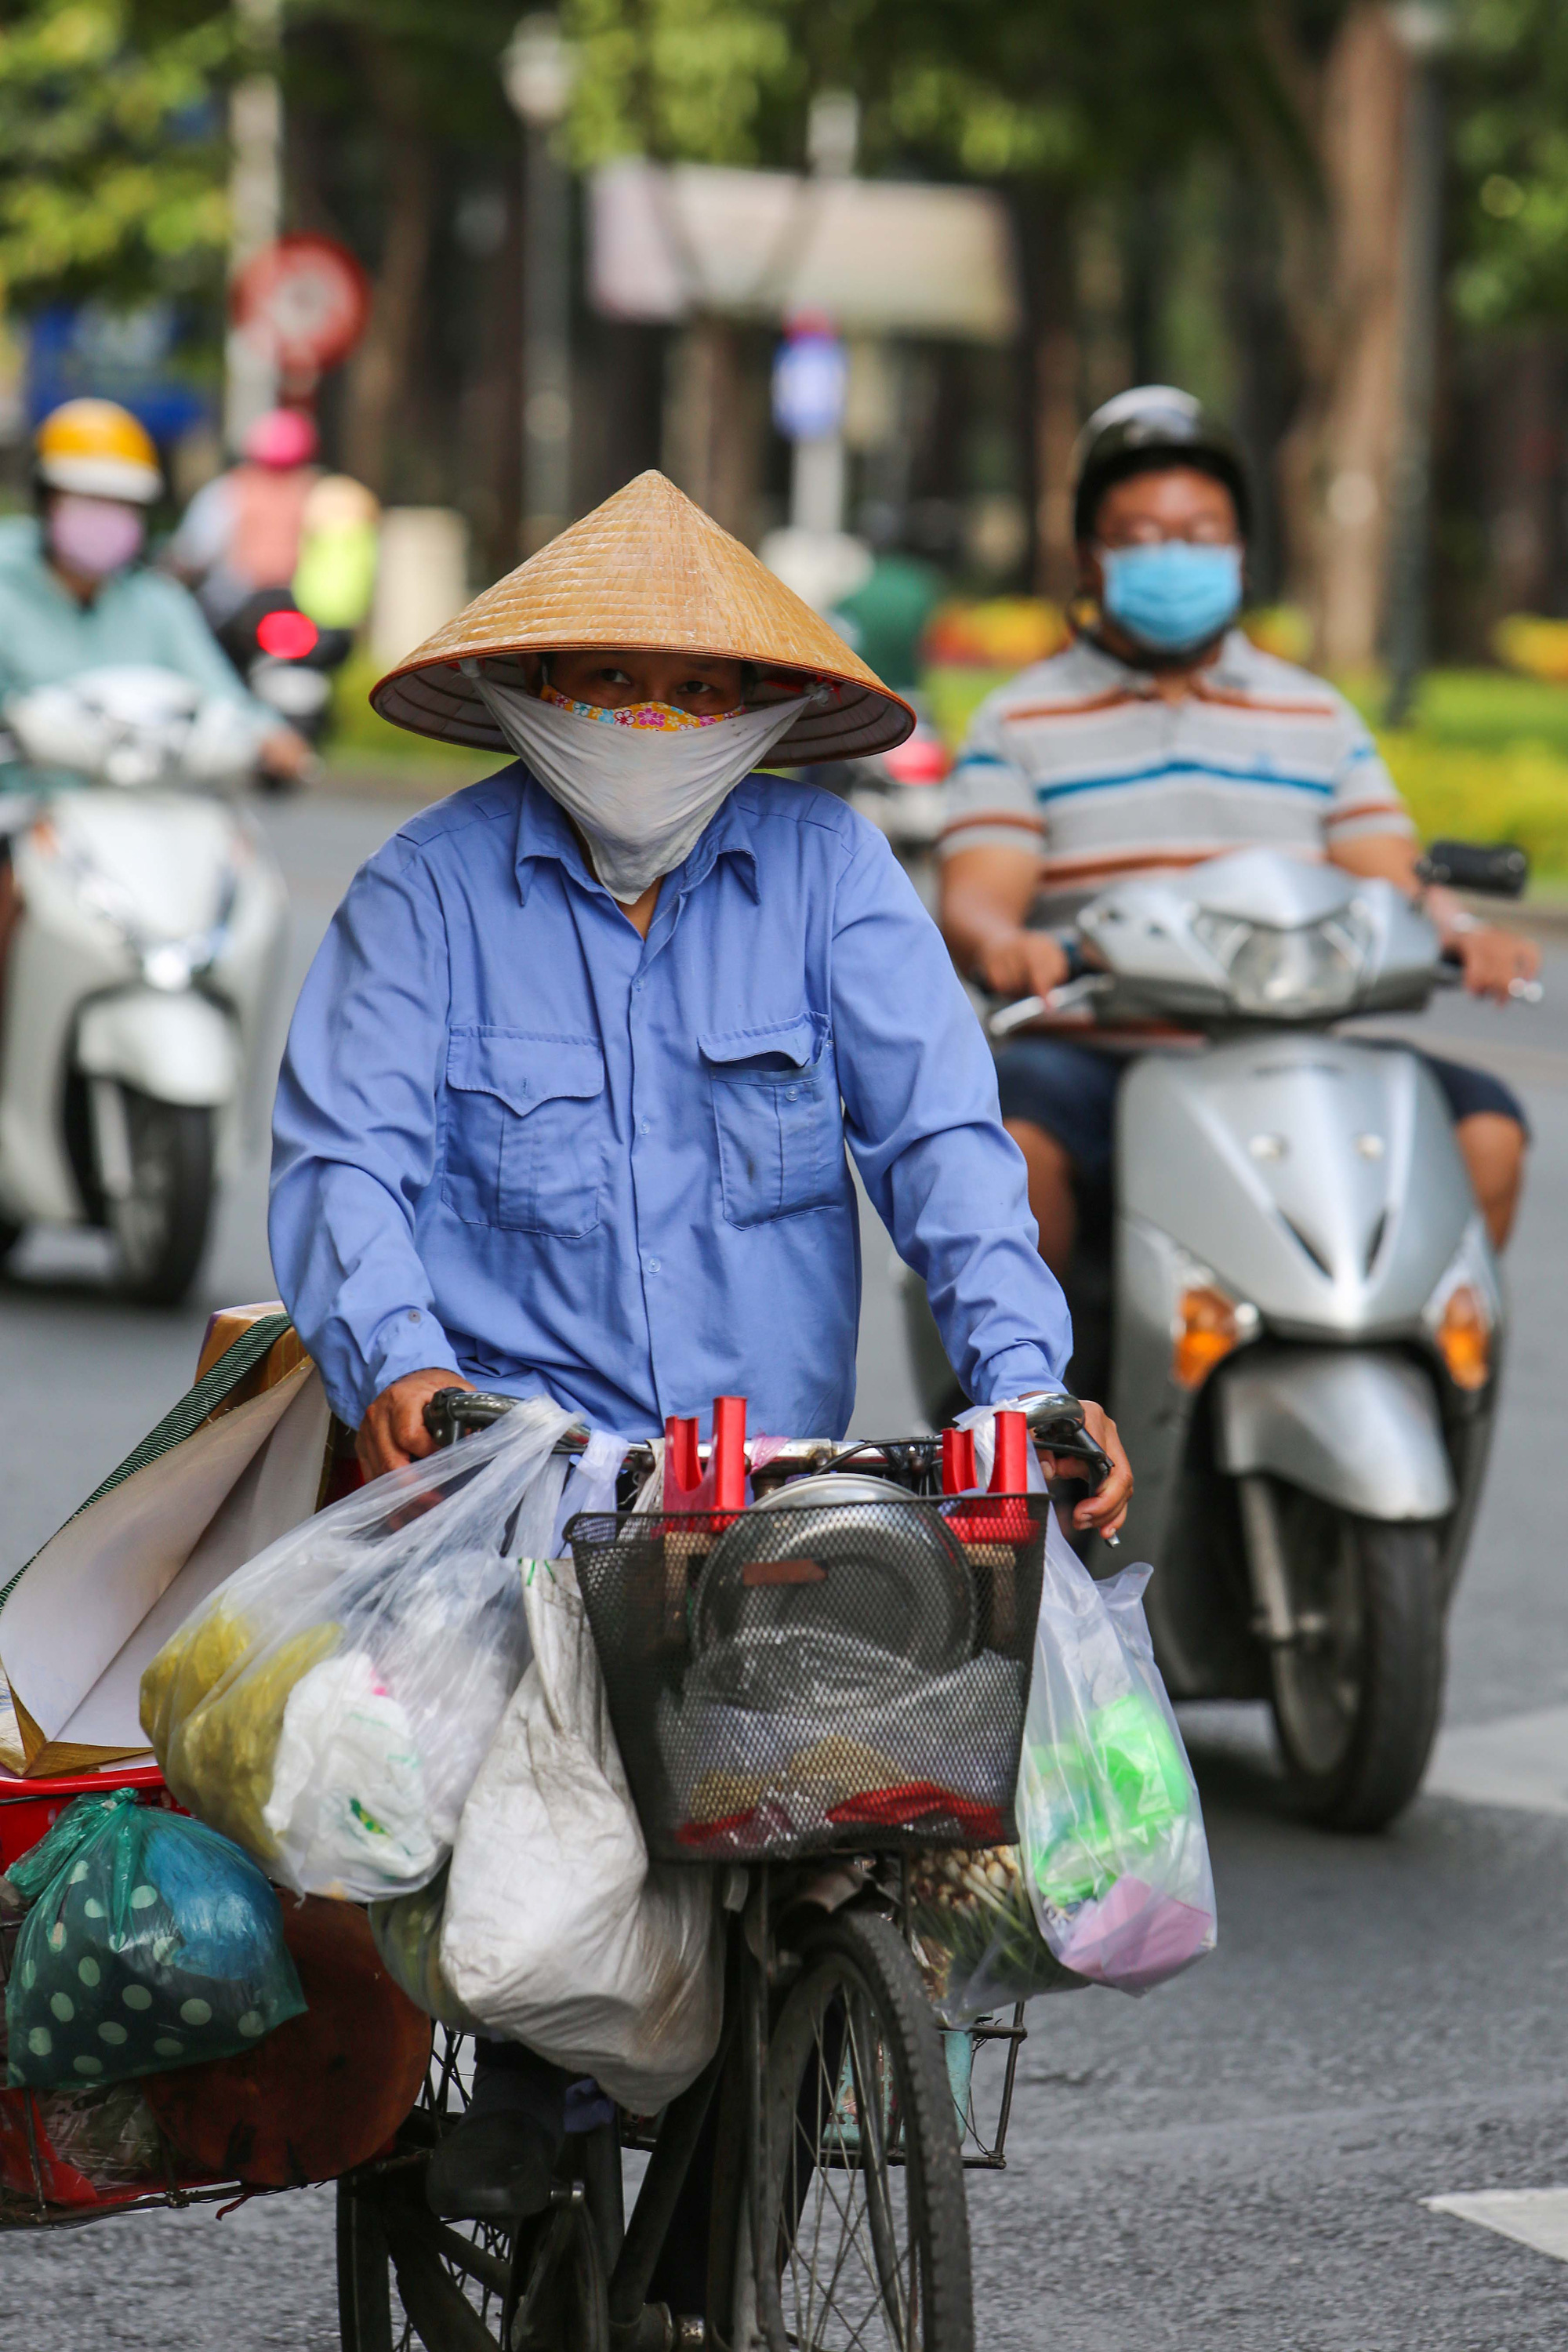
[938,630,1413,921]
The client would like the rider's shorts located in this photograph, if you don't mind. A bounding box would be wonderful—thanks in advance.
[995,1036,1530,1185]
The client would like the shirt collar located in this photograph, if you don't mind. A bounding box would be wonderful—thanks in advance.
[512,768,762,908]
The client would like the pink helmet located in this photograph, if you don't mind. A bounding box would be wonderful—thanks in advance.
[244,408,319,470]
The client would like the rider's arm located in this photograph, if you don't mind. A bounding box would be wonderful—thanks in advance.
[939,843,1071,1000]
[935,702,1069,998]
[268,842,463,1428]
[829,815,1072,1401]
[141,569,309,774]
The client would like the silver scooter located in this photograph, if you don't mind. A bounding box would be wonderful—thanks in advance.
[0,666,288,1304]
[903,844,1532,1830]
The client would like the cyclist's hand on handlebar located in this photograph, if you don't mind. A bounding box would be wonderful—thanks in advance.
[1449,922,1540,1005]
[357,1367,475,1479]
[1036,1399,1132,1540]
[972,927,1072,1003]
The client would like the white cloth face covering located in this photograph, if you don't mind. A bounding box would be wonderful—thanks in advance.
[466,663,818,901]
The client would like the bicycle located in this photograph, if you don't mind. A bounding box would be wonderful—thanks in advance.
[336,1393,1109,2352]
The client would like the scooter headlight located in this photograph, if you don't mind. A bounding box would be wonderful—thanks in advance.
[1423,1220,1499,1392]
[1192,908,1370,1018]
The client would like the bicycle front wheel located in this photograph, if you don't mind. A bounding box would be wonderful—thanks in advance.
[740,1907,973,2352]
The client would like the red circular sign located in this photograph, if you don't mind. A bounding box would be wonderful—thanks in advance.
[231,235,371,373]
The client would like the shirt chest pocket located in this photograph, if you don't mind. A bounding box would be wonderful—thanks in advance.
[443,1030,608,1237]
[699,1015,843,1229]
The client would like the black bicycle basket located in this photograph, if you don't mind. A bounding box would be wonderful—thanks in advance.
[565,1493,1048,1864]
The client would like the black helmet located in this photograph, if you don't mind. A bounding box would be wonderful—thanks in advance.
[1072,386,1251,543]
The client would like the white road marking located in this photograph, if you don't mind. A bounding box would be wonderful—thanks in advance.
[1424,2189,1568,2263]
[1425,1704,1568,1817]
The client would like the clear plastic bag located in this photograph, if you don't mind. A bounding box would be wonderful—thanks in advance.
[140,1396,576,1900]
[908,1844,1084,2024]
[1018,1515,1216,1993]
[440,1530,724,2114]
[5,1789,305,2090]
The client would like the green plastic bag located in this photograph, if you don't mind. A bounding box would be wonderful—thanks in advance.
[5,1790,306,2091]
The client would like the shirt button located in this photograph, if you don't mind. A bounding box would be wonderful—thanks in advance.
[785,1087,799,1102]
[408,1309,421,1323]
[646,1258,661,1274]
[638,1119,652,1136]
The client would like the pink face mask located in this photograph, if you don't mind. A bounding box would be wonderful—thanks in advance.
[47,495,146,579]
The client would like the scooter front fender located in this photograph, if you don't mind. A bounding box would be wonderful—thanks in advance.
[76,989,238,1109]
[1214,1345,1454,1522]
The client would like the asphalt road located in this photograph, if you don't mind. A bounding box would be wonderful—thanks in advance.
[3,786,1567,2348]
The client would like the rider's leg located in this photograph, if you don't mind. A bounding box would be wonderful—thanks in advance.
[1416,1054,1530,1253]
[1456,1112,1526,1250]
[425,2041,572,2220]
[1004,1116,1077,1276]
[993,1037,1123,1277]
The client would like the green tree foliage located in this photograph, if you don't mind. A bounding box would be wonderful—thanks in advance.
[1450,0,1568,328]
[564,0,1324,198]
[0,0,233,303]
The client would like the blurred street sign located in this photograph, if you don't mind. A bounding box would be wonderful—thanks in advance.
[230,234,371,379]
[590,161,1020,343]
[772,325,848,443]
[27,303,208,439]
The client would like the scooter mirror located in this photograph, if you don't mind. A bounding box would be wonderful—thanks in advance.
[1417,839,1529,899]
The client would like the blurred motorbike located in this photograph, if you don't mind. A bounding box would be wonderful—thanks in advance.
[902,842,1535,1829]
[0,666,288,1303]
[216,589,353,764]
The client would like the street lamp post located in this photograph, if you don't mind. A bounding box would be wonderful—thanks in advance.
[1385,1,1454,726]
[226,0,283,448]
[503,13,576,556]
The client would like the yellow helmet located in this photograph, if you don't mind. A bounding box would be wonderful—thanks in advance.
[35,398,162,504]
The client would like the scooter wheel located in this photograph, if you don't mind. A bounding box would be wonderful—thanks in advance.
[1265,1490,1444,1832]
[109,1089,216,1308]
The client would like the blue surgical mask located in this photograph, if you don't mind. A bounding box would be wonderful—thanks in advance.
[1099,542,1243,655]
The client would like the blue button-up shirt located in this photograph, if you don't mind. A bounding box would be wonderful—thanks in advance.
[270,765,1071,1438]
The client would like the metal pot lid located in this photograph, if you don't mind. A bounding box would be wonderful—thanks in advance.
[751,1472,913,1510]
[695,1490,975,1671]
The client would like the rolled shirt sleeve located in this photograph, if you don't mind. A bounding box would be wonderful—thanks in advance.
[269,842,462,1424]
[829,822,1072,1400]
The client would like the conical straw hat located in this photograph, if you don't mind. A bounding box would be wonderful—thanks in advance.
[371,470,915,763]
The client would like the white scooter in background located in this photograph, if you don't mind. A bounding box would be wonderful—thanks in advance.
[0,666,288,1304]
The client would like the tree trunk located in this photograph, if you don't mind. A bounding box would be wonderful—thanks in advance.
[661,318,760,540]
[1015,186,1081,603]
[1311,5,1407,670]
[339,46,436,499]
[1261,5,1412,671]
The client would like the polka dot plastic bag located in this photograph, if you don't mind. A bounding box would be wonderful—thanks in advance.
[3,1788,305,2092]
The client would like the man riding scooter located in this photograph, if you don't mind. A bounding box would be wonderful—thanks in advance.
[937,384,1540,1283]
[267,470,1131,2263]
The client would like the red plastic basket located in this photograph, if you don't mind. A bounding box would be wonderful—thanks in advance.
[0,1764,169,1876]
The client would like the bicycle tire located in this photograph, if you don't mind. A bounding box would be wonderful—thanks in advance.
[339,2036,517,2352]
[725,1907,973,2352]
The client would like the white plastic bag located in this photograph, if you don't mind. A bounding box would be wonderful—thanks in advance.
[440,1460,724,2111]
[1018,1512,1216,1993]
[141,1396,576,1900]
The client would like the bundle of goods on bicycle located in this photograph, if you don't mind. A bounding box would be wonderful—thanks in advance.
[568,1406,1051,1864]
[0,2075,170,2210]
[140,1397,579,1900]
[2,1788,304,2092]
